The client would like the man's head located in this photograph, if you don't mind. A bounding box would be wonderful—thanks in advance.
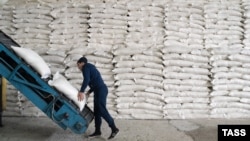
[77,57,88,70]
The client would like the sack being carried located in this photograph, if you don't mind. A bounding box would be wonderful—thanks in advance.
[49,72,86,111]
[11,46,51,79]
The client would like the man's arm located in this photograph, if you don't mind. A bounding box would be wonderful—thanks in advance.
[87,88,94,94]
[78,67,90,101]
[80,67,90,92]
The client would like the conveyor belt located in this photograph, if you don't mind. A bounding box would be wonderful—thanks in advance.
[0,30,94,134]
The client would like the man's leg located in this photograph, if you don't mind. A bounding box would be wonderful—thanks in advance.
[99,98,119,139]
[97,85,119,139]
[89,94,102,137]
[94,103,102,133]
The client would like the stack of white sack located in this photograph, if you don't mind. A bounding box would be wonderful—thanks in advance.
[86,3,128,118]
[0,0,8,6]
[57,3,89,84]
[49,2,90,114]
[204,1,248,118]
[12,2,51,56]
[204,1,243,49]
[3,84,22,116]
[1,2,52,117]
[38,0,105,5]
[163,2,211,119]
[243,0,250,49]
[114,3,165,119]
[49,3,89,74]
[0,5,15,35]
[210,47,250,118]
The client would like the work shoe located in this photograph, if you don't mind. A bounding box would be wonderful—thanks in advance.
[88,131,101,138]
[108,128,119,140]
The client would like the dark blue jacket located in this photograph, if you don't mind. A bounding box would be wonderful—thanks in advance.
[80,63,105,93]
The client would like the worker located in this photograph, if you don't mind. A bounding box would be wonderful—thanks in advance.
[77,57,119,140]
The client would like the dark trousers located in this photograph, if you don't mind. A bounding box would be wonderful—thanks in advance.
[93,85,115,131]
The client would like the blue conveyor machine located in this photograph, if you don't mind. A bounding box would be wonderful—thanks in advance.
[0,30,94,134]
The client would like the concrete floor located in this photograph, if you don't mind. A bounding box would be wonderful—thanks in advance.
[0,117,250,141]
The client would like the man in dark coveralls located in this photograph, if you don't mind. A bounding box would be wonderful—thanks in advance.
[77,57,119,140]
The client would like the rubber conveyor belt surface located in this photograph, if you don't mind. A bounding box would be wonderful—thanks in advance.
[0,30,94,134]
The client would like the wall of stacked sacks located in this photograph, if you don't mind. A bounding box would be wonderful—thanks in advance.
[1,0,250,119]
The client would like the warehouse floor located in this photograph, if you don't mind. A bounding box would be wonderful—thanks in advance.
[0,117,249,141]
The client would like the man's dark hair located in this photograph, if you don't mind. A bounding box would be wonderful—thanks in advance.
[77,57,88,64]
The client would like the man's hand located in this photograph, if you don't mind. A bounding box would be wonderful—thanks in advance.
[78,92,85,101]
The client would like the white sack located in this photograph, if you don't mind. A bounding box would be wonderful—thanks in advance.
[48,72,86,111]
[0,0,8,5]
[11,46,51,79]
